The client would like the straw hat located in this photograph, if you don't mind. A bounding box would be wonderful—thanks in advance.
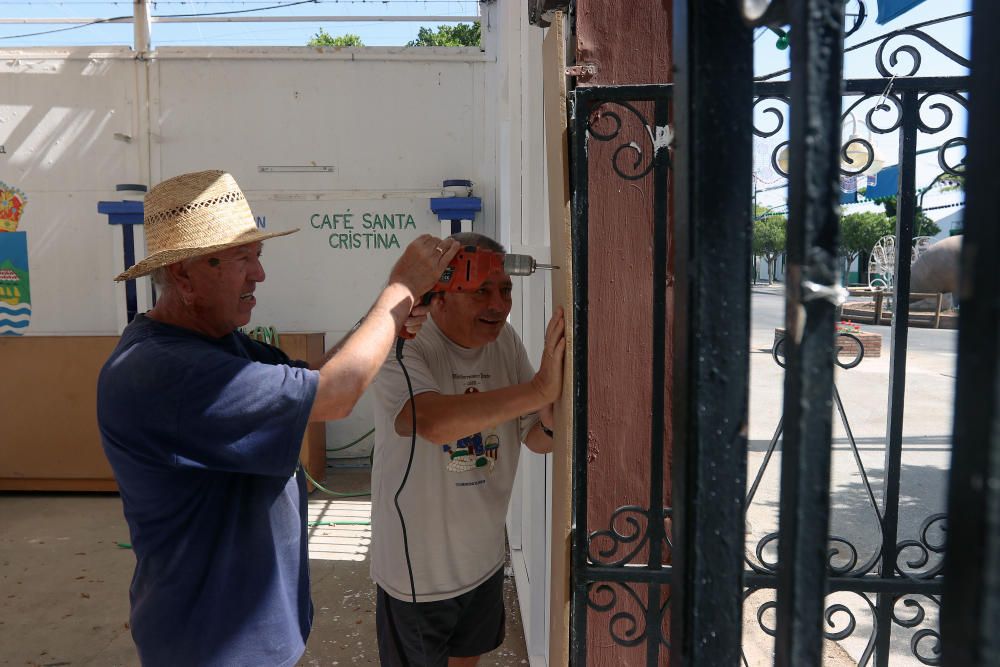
[114,170,298,281]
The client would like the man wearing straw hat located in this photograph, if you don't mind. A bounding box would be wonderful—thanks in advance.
[97,169,459,667]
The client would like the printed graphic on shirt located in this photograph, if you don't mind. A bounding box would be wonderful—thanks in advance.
[441,384,500,474]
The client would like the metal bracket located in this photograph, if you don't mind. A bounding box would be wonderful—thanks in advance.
[566,63,598,78]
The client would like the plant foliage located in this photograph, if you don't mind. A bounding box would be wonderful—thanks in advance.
[308,30,364,47]
[407,22,481,47]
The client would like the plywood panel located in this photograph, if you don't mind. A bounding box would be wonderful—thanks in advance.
[543,15,573,667]
[0,336,120,486]
[278,332,328,490]
[0,333,325,491]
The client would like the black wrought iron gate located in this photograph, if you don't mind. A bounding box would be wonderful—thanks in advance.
[565,1,998,665]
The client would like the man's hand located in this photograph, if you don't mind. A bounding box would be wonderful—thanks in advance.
[388,235,461,304]
[401,296,436,337]
[530,307,566,404]
[539,403,555,431]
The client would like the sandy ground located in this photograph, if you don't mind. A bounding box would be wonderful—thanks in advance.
[0,468,529,667]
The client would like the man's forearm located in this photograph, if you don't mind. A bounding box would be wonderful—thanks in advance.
[310,319,363,370]
[396,383,548,444]
[309,283,414,421]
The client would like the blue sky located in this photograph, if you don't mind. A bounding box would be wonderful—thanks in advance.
[0,0,482,47]
[0,1,969,58]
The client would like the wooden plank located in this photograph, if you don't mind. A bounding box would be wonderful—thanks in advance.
[543,13,572,667]
[0,333,324,492]
[0,336,120,485]
[275,333,328,491]
[0,478,118,492]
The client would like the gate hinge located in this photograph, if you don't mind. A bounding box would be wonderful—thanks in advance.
[565,62,598,78]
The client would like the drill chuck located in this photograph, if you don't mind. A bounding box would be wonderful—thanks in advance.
[502,253,536,276]
[503,253,559,276]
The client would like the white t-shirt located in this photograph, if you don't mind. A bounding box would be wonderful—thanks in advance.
[370,315,539,602]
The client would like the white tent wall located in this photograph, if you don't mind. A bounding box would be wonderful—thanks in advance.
[2,46,494,331]
[1,49,146,333]
[0,43,497,458]
[491,2,552,665]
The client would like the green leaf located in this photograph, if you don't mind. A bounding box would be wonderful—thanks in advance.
[307,29,364,47]
[406,22,481,47]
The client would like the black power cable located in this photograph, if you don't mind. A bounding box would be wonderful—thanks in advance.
[392,335,429,664]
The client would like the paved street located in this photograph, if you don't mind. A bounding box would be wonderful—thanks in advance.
[742,285,955,666]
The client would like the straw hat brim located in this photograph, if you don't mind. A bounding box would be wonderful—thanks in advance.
[114,227,298,282]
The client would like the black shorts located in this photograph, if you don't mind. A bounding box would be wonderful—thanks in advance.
[376,567,506,666]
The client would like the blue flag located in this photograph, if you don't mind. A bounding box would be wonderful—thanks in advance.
[876,0,929,25]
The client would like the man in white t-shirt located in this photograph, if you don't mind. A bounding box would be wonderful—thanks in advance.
[370,232,565,666]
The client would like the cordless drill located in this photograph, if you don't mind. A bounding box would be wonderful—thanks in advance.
[399,246,558,339]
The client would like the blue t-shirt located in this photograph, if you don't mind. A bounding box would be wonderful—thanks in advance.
[97,314,320,667]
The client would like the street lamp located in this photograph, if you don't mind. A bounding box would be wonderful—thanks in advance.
[842,111,886,175]
[776,144,791,176]
[774,112,886,177]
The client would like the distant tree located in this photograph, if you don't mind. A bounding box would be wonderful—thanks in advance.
[911,211,940,239]
[753,214,787,284]
[839,210,938,285]
[407,22,481,47]
[871,195,939,237]
[840,211,894,284]
[308,29,364,47]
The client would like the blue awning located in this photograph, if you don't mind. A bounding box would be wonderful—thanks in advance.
[864,164,900,199]
[876,0,929,25]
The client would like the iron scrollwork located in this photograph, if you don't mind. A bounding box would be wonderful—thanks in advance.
[874,28,970,78]
[844,0,868,39]
[754,92,909,180]
[587,505,672,566]
[587,505,650,566]
[586,582,671,649]
[748,591,878,664]
[755,9,971,83]
[585,102,670,181]
[891,594,943,665]
[587,582,648,648]
[895,513,948,581]
[842,92,904,135]
[915,91,968,176]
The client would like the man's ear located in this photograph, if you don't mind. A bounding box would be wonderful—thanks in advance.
[166,261,196,303]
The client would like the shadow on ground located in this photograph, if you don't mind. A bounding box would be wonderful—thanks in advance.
[0,467,529,667]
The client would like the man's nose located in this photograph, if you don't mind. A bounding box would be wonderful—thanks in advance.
[250,256,266,282]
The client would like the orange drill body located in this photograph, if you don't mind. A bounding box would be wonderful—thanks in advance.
[432,246,506,294]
